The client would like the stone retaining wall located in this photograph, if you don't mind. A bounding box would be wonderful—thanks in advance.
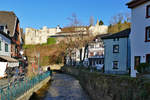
[62,66,150,100]
[16,76,51,100]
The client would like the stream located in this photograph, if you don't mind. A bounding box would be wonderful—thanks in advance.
[29,73,90,100]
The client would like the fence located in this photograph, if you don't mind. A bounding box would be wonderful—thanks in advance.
[0,71,51,100]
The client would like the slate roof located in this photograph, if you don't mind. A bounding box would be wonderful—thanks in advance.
[0,11,17,37]
[127,0,148,8]
[96,33,112,38]
[101,29,131,39]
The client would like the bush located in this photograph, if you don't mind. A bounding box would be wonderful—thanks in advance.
[137,63,150,73]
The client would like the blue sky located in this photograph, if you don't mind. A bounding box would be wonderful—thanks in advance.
[0,0,130,29]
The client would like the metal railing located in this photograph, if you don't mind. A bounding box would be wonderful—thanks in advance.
[0,71,51,100]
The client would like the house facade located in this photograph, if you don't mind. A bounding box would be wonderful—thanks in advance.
[102,29,131,74]
[65,47,88,66]
[0,25,11,57]
[88,36,104,68]
[0,11,23,60]
[127,0,150,77]
[0,25,19,77]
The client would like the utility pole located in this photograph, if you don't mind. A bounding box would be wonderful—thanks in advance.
[37,53,40,74]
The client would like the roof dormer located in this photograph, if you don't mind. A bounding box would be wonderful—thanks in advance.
[0,24,9,35]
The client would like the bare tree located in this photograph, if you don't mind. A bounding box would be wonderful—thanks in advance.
[108,12,131,33]
[64,13,94,66]
[125,12,131,22]
[109,12,131,25]
[67,13,81,27]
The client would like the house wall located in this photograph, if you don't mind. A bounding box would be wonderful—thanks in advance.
[88,41,104,58]
[104,38,129,74]
[88,41,104,66]
[11,21,22,59]
[0,33,11,56]
[130,1,150,77]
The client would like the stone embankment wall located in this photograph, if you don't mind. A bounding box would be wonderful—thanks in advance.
[17,76,51,100]
[62,66,150,100]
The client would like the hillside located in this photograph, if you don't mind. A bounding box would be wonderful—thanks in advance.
[108,22,131,34]
[24,44,65,66]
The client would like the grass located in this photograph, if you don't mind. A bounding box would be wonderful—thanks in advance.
[23,38,56,49]
[23,45,36,49]
[47,38,56,45]
[40,56,50,66]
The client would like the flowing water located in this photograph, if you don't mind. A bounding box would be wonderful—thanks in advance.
[29,73,90,100]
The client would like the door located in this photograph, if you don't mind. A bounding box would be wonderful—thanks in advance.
[134,56,140,69]
[146,54,150,64]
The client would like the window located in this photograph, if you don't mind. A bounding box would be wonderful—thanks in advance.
[117,38,119,41]
[113,61,119,69]
[5,43,8,52]
[113,45,119,53]
[145,26,150,42]
[146,5,150,18]
[134,56,140,69]
[113,38,119,41]
[0,41,1,51]
[0,26,4,31]
[113,38,116,41]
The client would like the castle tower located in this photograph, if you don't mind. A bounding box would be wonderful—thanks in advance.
[96,19,99,26]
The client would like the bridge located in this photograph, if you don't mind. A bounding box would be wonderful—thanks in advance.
[0,71,51,100]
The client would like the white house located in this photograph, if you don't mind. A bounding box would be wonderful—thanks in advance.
[0,25,19,78]
[88,35,105,69]
[127,0,150,77]
[65,47,88,66]
[102,29,131,74]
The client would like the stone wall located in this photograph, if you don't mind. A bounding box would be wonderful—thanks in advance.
[62,66,150,100]
[25,26,61,45]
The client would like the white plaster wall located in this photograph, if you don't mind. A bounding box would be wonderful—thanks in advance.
[130,1,150,77]
[88,41,104,58]
[0,34,11,56]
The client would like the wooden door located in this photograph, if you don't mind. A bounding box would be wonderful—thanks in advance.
[146,54,150,64]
